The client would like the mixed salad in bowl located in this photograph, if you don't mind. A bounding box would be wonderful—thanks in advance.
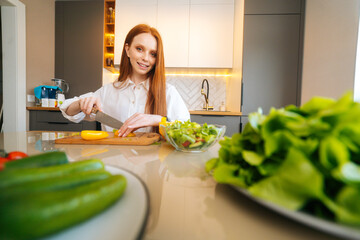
[160,120,226,152]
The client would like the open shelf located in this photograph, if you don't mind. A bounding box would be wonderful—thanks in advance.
[103,0,115,68]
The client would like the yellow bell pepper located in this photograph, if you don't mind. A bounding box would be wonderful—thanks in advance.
[81,130,109,140]
[113,129,136,137]
[159,117,168,138]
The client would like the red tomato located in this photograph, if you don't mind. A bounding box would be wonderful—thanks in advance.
[0,157,9,170]
[182,141,191,147]
[7,151,28,160]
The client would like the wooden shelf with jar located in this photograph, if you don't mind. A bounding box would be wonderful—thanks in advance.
[104,0,116,72]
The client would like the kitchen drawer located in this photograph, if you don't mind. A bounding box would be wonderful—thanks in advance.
[31,122,83,131]
[29,110,98,131]
[190,115,240,137]
[35,111,70,123]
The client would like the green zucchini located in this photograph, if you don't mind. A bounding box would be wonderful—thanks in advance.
[0,159,104,188]
[189,141,203,148]
[0,169,111,202]
[0,175,127,240]
[4,151,68,169]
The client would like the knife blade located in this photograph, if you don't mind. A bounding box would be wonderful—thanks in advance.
[91,108,123,129]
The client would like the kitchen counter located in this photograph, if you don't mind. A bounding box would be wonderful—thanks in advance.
[0,131,341,240]
[26,107,242,116]
[27,106,60,111]
[189,110,242,116]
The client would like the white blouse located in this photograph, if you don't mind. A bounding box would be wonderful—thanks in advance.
[60,79,190,132]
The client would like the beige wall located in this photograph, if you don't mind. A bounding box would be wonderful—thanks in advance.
[20,0,55,97]
[227,0,244,112]
[301,0,360,104]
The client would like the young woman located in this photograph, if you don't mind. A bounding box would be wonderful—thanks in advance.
[60,24,190,137]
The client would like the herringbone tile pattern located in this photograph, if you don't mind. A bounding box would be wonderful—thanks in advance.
[167,76,226,111]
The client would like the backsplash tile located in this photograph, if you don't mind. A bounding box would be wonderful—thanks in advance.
[167,75,227,111]
[103,69,228,111]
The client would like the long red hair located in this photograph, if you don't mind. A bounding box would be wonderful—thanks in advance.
[114,24,167,118]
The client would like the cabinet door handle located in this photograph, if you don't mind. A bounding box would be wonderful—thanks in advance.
[241,80,244,111]
[47,122,70,125]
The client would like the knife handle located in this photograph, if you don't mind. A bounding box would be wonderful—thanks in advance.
[91,107,99,114]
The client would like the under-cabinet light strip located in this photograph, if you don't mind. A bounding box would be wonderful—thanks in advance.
[111,73,231,77]
[165,73,231,77]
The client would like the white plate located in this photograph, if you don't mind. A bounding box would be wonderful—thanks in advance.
[233,186,360,239]
[47,166,149,240]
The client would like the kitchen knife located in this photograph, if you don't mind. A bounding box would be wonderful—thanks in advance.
[91,108,123,129]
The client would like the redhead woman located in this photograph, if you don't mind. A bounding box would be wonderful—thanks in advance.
[60,24,190,136]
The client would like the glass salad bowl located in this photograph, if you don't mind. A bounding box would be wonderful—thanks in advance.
[160,120,226,153]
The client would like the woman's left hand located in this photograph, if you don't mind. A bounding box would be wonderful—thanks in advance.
[117,113,162,137]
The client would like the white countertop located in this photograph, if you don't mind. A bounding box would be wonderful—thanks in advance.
[0,131,341,240]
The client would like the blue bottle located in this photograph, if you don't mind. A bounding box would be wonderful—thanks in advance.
[41,86,49,107]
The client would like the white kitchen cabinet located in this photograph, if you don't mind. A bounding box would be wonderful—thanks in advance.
[114,0,234,68]
[157,0,189,67]
[189,3,234,68]
[114,0,157,65]
[191,0,234,4]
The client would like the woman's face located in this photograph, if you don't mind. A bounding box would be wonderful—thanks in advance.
[125,33,157,78]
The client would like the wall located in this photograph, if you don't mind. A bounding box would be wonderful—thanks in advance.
[301,0,360,104]
[20,0,55,96]
[1,0,26,132]
[227,0,244,112]
[18,0,54,131]
[354,13,360,102]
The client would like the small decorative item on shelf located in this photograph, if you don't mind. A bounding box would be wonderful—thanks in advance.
[220,101,226,111]
[108,7,114,23]
[107,35,114,46]
[106,57,114,67]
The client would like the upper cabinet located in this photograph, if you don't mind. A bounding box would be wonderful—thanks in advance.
[114,0,157,65]
[114,0,234,68]
[157,0,190,67]
[189,2,234,68]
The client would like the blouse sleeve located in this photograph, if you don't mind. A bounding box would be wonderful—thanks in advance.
[166,84,190,122]
[60,88,103,123]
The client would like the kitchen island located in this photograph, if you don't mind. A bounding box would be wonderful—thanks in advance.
[0,131,342,240]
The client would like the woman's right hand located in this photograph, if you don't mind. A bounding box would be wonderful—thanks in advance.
[78,96,102,115]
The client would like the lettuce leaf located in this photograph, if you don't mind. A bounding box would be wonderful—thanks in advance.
[207,92,360,225]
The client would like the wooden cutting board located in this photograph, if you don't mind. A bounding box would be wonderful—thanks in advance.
[55,132,160,146]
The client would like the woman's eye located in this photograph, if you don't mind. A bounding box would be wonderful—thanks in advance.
[136,47,142,51]
[151,53,157,57]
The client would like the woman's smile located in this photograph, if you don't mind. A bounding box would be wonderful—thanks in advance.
[137,62,149,69]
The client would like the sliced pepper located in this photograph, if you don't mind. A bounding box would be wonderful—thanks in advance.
[114,130,135,137]
[81,130,109,140]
